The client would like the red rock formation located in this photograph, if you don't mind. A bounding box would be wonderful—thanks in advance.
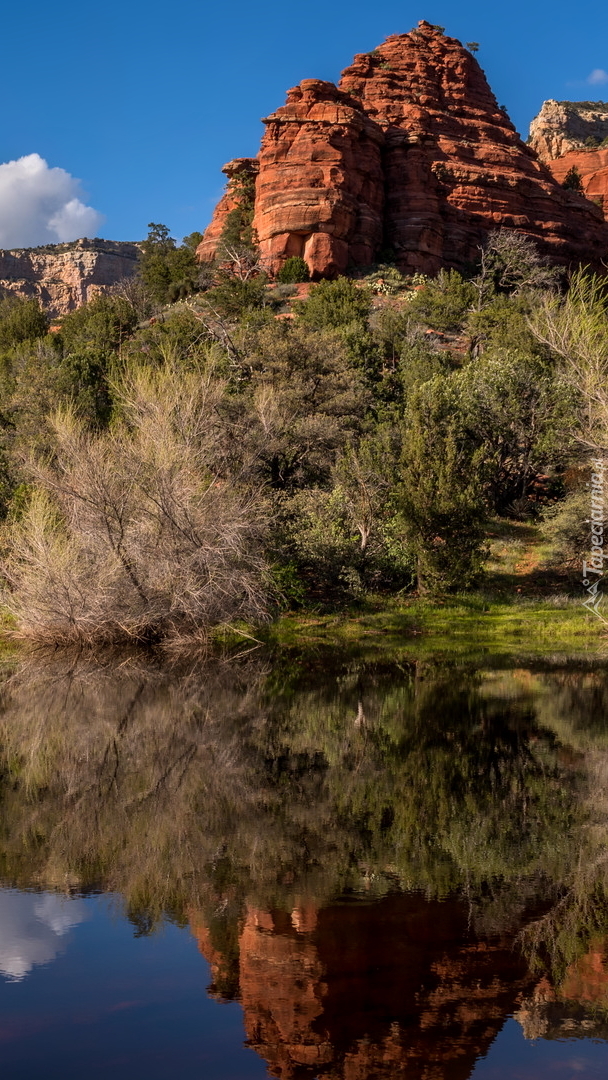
[529,99,608,162]
[546,148,608,220]
[253,80,384,278]
[196,158,259,263]
[338,24,608,274]
[198,23,608,278]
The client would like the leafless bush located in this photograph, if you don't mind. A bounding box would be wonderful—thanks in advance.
[1,365,270,644]
[529,269,608,451]
[110,274,153,319]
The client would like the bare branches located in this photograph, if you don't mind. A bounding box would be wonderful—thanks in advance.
[473,229,561,311]
[529,269,608,451]
[1,368,270,645]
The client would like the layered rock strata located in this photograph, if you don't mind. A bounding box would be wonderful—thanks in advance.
[253,80,385,278]
[198,23,608,278]
[528,101,608,221]
[0,238,140,317]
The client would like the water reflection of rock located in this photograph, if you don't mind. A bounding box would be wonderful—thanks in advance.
[192,895,537,1079]
[516,938,608,1042]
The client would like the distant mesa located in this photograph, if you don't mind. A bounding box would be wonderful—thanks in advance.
[198,21,608,280]
[529,99,608,161]
[0,237,139,318]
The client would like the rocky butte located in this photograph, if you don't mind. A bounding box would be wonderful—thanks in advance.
[0,238,140,318]
[198,22,608,279]
[529,99,608,219]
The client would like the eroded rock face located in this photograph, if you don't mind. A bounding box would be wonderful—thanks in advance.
[198,23,608,277]
[0,238,140,317]
[529,100,608,162]
[253,80,384,278]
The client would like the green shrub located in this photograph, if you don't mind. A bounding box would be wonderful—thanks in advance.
[406,270,476,332]
[201,274,268,320]
[274,483,413,605]
[124,307,215,371]
[562,167,583,192]
[139,223,201,306]
[59,295,138,355]
[55,349,114,429]
[0,298,48,351]
[541,487,590,568]
[277,256,310,284]
[294,277,372,330]
[399,376,487,592]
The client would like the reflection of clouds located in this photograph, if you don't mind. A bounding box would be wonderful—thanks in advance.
[0,890,88,981]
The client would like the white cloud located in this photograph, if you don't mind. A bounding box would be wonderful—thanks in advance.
[0,890,88,982]
[0,153,104,249]
[587,69,608,86]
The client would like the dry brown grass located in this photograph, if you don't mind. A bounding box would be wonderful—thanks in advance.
[1,364,270,644]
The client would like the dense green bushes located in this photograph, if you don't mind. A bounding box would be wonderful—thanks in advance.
[0,229,599,637]
[139,223,202,305]
[0,297,48,351]
[277,256,310,284]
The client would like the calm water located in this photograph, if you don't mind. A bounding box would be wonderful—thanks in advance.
[0,649,608,1078]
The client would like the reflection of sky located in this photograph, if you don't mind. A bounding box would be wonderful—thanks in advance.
[0,890,88,981]
[472,1017,608,1079]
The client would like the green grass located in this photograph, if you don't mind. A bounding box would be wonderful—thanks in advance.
[263,515,602,660]
[262,593,604,662]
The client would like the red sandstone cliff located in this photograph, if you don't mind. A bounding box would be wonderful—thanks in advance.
[253,80,384,278]
[545,149,608,220]
[198,23,608,278]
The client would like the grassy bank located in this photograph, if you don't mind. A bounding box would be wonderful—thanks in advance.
[261,594,605,661]
[2,519,603,662]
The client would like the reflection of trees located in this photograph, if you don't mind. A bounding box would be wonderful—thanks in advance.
[2,652,608,1072]
[259,659,580,912]
[0,653,590,925]
[500,665,608,988]
[0,653,267,928]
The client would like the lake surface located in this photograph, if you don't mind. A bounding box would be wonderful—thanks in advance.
[1,648,608,1078]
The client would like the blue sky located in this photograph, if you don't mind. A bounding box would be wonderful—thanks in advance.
[2,0,607,245]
